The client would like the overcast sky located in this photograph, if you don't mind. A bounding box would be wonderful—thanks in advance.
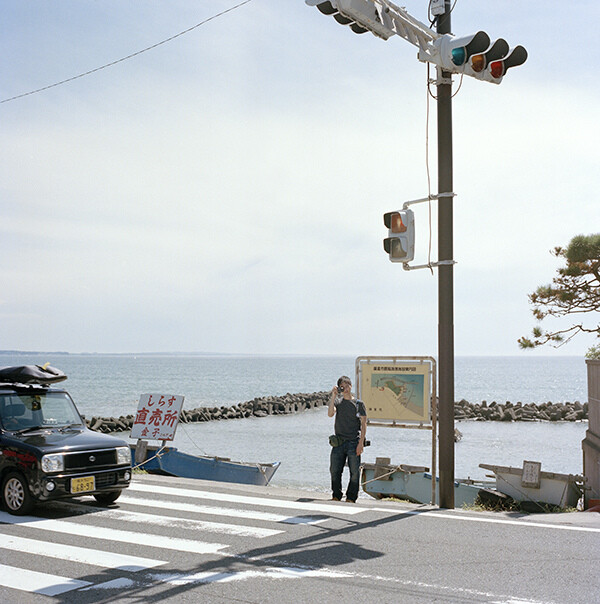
[1,1,597,356]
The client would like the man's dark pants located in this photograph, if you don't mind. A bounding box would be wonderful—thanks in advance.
[330,438,360,501]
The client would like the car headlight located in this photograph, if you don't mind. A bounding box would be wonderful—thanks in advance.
[116,446,131,466]
[41,453,64,473]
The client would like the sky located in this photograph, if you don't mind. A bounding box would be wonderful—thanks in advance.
[1,1,598,356]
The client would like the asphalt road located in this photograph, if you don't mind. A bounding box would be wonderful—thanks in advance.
[1,474,599,603]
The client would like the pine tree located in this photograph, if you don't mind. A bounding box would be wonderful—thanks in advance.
[519,234,600,354]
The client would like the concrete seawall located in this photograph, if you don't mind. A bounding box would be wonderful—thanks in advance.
[84,392,589,433]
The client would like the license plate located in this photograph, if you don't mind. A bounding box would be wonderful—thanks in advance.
[71,476,95,493]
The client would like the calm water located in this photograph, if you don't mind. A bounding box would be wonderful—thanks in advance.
[0,354,589,490]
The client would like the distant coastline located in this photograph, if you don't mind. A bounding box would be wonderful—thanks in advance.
[0,350,238,357]
[0,350,71,356]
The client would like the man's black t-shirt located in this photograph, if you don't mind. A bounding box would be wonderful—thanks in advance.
[334,397,367,440]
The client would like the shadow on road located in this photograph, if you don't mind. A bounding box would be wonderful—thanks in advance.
[47,500,428,604]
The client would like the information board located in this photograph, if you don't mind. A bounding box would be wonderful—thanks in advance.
[130,393,184,441]
[357,358,432,423]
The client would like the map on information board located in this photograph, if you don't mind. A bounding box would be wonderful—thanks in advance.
[359,362,430,422]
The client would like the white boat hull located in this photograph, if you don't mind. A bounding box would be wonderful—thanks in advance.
[479,463,584,509]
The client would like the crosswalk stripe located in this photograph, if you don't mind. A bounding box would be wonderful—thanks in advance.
[54,500,282,538]
[128,481,365,515]
[84,566,346,592]
[0,563,91,596]
[80,577,136,591]
[0,534,166,571]
[0,511,227,555]
[117,493,324,525]
[145,566,348,587]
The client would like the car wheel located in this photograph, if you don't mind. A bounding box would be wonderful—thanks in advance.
[93,490,121,505]
[2,472,34,515]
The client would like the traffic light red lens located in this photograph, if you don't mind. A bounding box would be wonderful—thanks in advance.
[470,54,485,72]
[489,60,504,79]
[390,214,407,233]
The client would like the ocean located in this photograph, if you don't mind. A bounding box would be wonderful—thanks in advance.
[0,353,589,493]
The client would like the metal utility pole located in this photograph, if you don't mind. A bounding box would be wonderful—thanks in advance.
[436,1,455,509]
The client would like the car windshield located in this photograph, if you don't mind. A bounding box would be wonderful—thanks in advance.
[0,392,83,431]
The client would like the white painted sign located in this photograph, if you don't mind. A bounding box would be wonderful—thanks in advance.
[130,393,184,441]
[521,460,542,489]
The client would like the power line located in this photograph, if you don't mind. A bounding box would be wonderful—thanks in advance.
[1,0,253,104]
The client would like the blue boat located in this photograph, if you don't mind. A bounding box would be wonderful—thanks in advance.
[362,460,486,507]
[131,445,281,486]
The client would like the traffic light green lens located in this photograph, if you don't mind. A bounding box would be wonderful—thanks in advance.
[390,239,407,259]
[451,47,466,66]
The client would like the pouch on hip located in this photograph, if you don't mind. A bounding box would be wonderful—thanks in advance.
[329,434,344,447]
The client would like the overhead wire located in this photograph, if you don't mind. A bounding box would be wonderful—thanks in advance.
[1,0,253,104]
[425,63,434,273]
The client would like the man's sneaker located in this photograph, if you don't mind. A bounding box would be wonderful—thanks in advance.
[331,496,341,501]
[346,498,356,503]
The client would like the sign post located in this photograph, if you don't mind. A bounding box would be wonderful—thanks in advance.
[356,356,437,504]
[131,393,185,463]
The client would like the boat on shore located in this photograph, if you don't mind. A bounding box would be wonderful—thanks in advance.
[131,445,281,487]
[361,457,586,511]
[361,458,488,507]
[479,462,585,510]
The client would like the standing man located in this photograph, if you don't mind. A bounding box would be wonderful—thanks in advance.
[329,375,367,503]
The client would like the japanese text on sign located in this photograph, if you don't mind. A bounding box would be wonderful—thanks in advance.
[130,393,184,441]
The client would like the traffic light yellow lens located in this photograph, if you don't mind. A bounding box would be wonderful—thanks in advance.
[471,54,485,72]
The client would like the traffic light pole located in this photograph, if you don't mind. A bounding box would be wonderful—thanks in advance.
[436,1,455,509]
[309,0,527,510]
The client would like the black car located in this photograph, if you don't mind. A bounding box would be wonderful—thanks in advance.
[0,366,131,515]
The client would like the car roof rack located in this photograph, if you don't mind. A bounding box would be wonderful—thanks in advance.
[0,365,67,386]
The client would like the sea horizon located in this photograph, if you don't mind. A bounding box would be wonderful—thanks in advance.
[0,350,587,358]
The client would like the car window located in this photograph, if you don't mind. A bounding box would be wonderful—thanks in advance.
[0,392,83,430]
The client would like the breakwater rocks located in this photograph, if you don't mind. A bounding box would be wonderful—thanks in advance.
[83,392,589,433]
[85,391,330,433]
[454,399,588,422]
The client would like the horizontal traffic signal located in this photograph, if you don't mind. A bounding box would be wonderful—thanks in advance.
[420,31,527,83]
[305,0,395,40]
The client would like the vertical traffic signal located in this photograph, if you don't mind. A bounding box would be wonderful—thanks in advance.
[383,209,415,262]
